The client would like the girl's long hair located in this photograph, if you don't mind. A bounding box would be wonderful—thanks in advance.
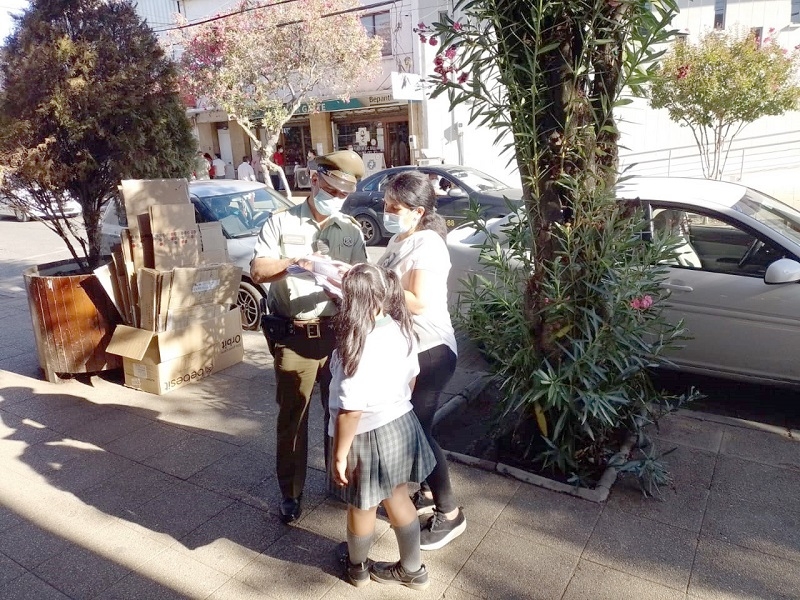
[334,263,415,377]
[384,170,448,240]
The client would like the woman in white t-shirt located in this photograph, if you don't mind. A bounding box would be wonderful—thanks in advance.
[329,263,435,591]
[377,170,465,552]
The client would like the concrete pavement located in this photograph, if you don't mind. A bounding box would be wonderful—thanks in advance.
[0,271,799,598]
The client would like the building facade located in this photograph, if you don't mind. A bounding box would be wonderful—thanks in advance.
[136,0,800,200]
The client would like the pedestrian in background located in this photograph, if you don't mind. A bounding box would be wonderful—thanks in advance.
[250,150,367,524]
[330,263,433,591]
[193,151,211,180]
[237,156,255,181]
[271,144,286,190]
[377,170,465,551]
[212,154,226,179]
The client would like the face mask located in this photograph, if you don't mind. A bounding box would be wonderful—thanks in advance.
[383,212,416,234]
[313,187,345,216]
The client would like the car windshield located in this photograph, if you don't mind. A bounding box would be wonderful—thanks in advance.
[197,187,288,238]
[444,168,509,192]
[733,189,800,247]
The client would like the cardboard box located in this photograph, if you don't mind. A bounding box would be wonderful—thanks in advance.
[168,264,241,311]
[107,306,244,395]
[149,203,201,270]
[198,222,229,264]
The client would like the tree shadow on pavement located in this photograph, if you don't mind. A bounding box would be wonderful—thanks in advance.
[0,385,347,599]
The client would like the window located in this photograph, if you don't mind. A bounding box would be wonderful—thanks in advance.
[361,11,392,56]
[652,206,785,278]
[714,0,726,29]
[793,0,800,24]
[750,27,763,47]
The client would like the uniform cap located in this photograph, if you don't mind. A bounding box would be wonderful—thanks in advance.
[309,150,364,194]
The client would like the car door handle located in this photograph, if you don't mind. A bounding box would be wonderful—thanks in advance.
[660,282,693,292]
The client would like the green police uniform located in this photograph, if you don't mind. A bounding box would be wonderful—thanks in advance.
[253,177,367,505]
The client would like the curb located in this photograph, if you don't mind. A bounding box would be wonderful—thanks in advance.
[433,374,635,503]
[676,407,799,439]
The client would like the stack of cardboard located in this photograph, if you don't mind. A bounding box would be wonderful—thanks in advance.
[101,179,245,395]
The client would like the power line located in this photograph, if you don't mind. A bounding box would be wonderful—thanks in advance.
[151,0,397,34]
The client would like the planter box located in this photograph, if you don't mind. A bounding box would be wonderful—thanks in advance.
[24,259,122,382]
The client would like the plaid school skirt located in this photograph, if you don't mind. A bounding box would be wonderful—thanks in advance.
[328,409,436,510]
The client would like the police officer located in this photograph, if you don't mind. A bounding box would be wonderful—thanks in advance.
[251,150,367,523]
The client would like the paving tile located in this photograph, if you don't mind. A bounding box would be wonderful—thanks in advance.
[143,432,240,479]
[188,446,275,500]
[651,414,725,453]
[0,571,71,600]
[321,577,449,599]
[62,407,154,446]
[234,527,341,600]
[493,483,601,556]
[446,460,520,528]
[583,506,698,591]
[127,480,234,541]
[702,491,800,564]
[33,541,132,599]
[0,521,70,569]
[80,462,179,517]
[609,476,710,533]
[434,587,486,600]
[652,443,718,490]
[0,550,26,587]
[563,560,687,600]
[719,425,800,470]
[711,455,800,511]
[46,447,137,494]
[450,528,577,599]
[208,577,281,600]
[96,547,231,600]
[104,420,193,462]
[689,536,800,600]
[176,501,287,576]
[86,517,172,570]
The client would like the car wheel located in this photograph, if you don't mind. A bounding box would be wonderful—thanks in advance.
[356,214,382,246]
[14,209,29,222]
[237,281,264,331]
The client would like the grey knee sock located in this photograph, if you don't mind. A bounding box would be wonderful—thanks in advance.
[346,530,373,565]
[394,520,422,573]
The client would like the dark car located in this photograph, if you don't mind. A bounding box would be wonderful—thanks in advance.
[342,165,523,245]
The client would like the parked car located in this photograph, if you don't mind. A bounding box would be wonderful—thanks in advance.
[100,179,293,330]
[0,189,82,221]
[447,176,800,388]
[342,165,523,245]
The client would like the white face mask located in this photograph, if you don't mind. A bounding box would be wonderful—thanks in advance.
[313,187,345,216]
[383,212,416,234]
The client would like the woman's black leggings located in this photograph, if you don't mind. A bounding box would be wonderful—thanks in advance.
[412,343,458,514]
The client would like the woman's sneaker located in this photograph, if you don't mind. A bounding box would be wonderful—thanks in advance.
[411,490,436,515]
[370,561,429,590]
[419,508,466,550]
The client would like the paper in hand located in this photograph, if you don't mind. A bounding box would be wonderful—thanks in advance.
[287,255,346,298]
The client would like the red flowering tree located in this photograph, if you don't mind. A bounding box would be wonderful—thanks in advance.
[175,0,382,191]
[648,27,800,179]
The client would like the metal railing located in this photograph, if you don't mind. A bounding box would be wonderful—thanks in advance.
[619,129,800,180]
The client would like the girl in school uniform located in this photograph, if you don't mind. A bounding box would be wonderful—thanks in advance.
[328,263,435,591]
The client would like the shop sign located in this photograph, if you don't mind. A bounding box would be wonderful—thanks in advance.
[296,92,403,114]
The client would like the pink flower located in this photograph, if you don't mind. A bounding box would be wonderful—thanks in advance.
[445,46,457,59]
[417,22,426,29]
[676,64,690,80]
[429,37,438,46]
[419,35,427,44]
[457,72,469,84]
[630,295,654,310]
[453,22,463,31]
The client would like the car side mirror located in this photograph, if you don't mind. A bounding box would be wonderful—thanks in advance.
[764,258,800,284]
[448,188,467,197]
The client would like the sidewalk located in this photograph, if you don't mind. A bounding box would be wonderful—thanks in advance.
[0,284,799,599]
